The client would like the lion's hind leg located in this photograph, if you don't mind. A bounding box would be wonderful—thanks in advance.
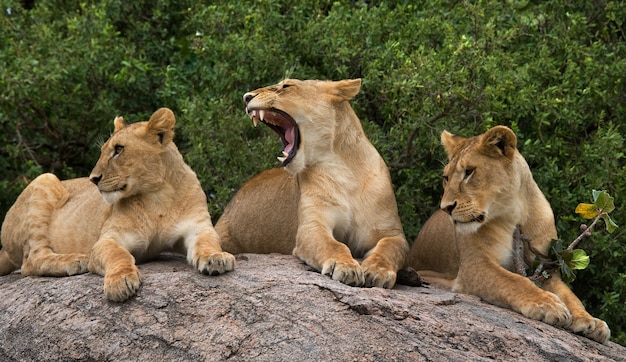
[0,249,19,276]
[542,272,611,344]
[8,173,88,277]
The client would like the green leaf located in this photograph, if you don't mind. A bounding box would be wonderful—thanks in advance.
[559,248,573,263]
[601,214,619,233]
[592,190,615,214]
[570,249,590,270]
[575,203,598,219]
[592,189,602,202]
[560,261,575,284]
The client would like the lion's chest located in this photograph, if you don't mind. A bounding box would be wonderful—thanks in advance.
[470,224,516,271]
[102,203,209,262]
[327,190,394,258]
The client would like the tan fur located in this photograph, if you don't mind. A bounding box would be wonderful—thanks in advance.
[407,125,610,343]
[217,168,299,255]
[216,79,409,288]
[0,108,235,302]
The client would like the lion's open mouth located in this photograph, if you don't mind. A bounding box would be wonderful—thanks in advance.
[246,108,300,167]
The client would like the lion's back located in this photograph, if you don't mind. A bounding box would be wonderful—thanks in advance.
[48,178,110,254]
[407,209,458,277]
[1,175,107,264]
[216,168,299,255]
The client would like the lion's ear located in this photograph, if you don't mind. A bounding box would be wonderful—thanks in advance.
[147,108,176,145]
[479,125,517,159]
[330,78,361,101]
[113,116,126,132]
[441,130,464,160]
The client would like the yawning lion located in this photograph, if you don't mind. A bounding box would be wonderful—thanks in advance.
[216,79,409,288]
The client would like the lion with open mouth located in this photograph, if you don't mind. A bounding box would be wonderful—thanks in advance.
[216,78,409,288]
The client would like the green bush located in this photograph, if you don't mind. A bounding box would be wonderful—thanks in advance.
[1,0,624,345]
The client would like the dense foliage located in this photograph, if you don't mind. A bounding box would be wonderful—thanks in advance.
[1,0,624,345]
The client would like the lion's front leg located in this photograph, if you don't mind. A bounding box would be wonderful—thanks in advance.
[293,223,364,287]
[186,227,235,276]
[88,238,142,302]
[361,235,409,288]
[455,258,572,328]
[542,271,611,343]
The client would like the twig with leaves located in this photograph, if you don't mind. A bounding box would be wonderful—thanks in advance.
[517,190,619,285]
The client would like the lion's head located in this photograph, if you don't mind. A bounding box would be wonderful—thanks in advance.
[89,108,177,204]
[242,78,362,174]
[440,125,531,234]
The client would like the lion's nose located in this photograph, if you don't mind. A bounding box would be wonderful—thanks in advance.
[442,201,457,215]
[89,174,102,186]
[243,92,256,105]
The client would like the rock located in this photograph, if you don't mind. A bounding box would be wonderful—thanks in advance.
[0,253,623,361]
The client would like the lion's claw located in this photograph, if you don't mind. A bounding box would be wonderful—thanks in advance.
[321,259,364,287]
[363,266,397,289]
[103,266,142,302]
[196,252,235,276]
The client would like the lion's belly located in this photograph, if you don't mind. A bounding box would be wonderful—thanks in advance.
[48,179,110,255]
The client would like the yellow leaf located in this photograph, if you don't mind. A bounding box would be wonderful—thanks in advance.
[575,203,598,219]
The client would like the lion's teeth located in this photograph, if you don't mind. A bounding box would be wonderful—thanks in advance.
[259,109,265,121]
[277,151,289,163]
[253,117,258,127]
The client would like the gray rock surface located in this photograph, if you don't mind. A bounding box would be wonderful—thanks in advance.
[0,253,624,361]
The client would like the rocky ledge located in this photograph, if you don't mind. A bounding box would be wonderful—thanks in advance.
[0,253,624,361]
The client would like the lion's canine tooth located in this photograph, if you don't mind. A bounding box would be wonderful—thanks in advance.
[253,117,258,127]
[277,151,289,163]
[259,109,265,121]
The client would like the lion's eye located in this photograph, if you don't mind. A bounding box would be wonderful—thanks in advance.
[113,145,124,156]
[281,83,292,89]
[464,168,475,180]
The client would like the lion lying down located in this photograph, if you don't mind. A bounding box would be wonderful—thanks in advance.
[216,78,409,288]
[0,108,235,301]
[407,125,610,343]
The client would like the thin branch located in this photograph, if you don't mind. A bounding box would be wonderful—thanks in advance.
[512,226,527,276]
[567,209,603,251]
[388,103,459,170]
[15,122,41,168]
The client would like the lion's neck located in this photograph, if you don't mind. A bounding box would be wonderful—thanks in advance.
[332,104,379,167]
[162,145,197,188]
[514,155,558,245]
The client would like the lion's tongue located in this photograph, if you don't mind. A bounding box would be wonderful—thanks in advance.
[284,126,296,154]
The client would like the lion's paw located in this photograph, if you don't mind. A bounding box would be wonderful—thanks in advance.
[321,259,364,287]
[196,252,235,276]
[103,265,142,302]
[362,265,397,289]
[570,316,611,344]
[66,254,89,276]
[518,292,572,327]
